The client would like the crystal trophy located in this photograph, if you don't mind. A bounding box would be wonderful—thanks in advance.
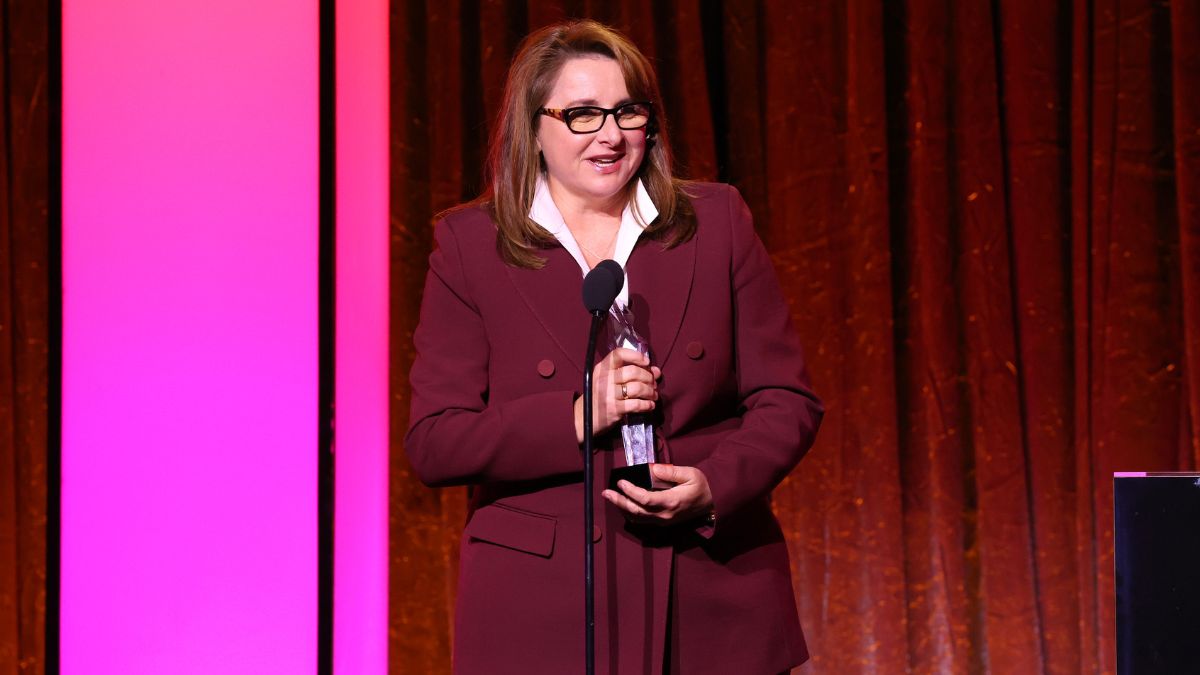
[606,305,665,491]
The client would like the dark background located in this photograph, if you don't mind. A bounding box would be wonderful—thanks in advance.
[1114,477,1200,673]
[1,0,52,671]
[389,1,1199,673]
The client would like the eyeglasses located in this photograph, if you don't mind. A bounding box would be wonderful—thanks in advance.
[538,101,653,134]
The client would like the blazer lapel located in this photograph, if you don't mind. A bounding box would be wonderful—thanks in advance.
[506,246,591,375]
[506,233,697,375]
[625,232,697,367]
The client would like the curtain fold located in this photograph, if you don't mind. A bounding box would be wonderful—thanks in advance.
[0,0,50,672]
[389,1,1198,672]
[1173,0,1200,470]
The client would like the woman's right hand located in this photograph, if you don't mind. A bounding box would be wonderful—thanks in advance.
[574,347,661,444]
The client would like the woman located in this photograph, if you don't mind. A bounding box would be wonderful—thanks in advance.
[406,20,822,674]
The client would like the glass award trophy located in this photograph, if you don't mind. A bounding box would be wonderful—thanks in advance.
[606,305,665,491]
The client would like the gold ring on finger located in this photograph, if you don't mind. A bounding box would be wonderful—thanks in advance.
[621,383,628,399]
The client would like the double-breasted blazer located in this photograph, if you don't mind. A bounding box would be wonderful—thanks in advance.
[406,182,823,674]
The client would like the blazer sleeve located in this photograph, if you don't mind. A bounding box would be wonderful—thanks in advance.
[404,217,584,487]
[691,186,824,532]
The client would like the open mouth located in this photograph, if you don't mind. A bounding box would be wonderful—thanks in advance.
[588,156,623,170]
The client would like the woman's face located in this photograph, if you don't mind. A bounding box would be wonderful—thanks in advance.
[536,56,647,212]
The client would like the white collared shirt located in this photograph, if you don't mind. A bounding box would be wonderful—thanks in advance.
[528,175,659,309]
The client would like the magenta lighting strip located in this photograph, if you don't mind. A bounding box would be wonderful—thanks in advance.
[59,1,387,670]
[60,0,333,672]
[334,0,389,672]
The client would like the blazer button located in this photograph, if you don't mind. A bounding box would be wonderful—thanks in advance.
[537,359,555,378]
[686,341,704,359]
[592,526,603,542]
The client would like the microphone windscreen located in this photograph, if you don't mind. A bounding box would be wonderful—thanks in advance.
[595,259,624,294]
[582,259,625,313]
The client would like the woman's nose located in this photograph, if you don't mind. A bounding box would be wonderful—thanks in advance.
[596,113,623,143]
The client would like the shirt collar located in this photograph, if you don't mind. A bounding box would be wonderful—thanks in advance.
[528,175,659,235]
[528,175,659,310]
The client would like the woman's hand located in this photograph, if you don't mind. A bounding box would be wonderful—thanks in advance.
[574,347,661,443]
[602,464,714,526]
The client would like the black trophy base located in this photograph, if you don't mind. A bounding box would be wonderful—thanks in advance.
[609,463,669,492]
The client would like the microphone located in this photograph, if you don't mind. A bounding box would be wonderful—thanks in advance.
[582,259,624,314]
[579,258,623,675]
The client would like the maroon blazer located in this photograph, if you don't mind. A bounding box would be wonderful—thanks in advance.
[406,182,823,674]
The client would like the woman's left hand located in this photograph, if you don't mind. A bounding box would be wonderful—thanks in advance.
[602,463,713,526]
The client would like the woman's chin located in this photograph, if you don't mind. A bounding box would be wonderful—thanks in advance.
[581,174,633,199]
[550,169,637,210]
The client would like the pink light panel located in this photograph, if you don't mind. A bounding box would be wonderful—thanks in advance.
[335,0,389,672]
[61,1,319,672]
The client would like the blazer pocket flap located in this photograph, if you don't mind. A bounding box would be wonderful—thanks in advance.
[465,505,556,558]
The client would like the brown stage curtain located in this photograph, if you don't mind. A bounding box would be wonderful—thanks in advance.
[390,1,1199,672]
[0,0,50,672]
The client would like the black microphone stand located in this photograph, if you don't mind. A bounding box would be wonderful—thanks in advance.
[580,259,622,675]
[582,309,604,675]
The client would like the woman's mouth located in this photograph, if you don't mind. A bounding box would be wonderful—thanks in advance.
[588,156,622,173]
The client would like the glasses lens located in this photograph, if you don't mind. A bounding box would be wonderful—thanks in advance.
[565,107,605,133]
[615,103,651,129]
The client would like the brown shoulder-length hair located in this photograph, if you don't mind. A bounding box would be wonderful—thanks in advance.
[482,20,696,269]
